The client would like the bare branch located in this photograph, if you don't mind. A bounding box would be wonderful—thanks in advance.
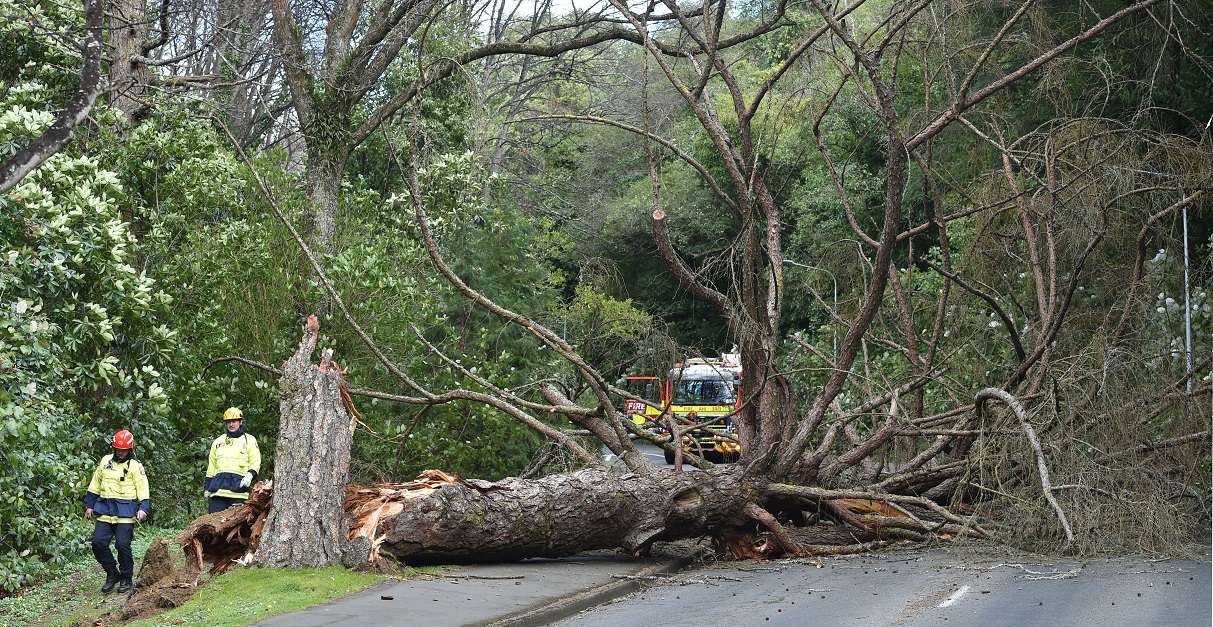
[976,388,1074,550]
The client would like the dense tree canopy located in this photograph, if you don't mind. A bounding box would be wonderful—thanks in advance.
[0,0,1209,592]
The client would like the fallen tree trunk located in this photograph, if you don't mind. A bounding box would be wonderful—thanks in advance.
[178,318,988,575]
[177,463,984,575]
[178,467,751,573]
[367,466,747,564]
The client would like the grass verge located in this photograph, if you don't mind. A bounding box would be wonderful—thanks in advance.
[0,529,415,627]
[124,565,385,627]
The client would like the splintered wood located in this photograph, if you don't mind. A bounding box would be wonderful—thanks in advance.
[176,469,464,576]
[345,469,466,561]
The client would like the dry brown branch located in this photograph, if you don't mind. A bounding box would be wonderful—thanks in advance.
[765,483,989,538]
[1097,430,1211,464]
[744,502,804,557]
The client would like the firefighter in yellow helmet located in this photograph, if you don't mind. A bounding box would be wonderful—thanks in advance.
[83,429,150,593]
[203,407,261,513]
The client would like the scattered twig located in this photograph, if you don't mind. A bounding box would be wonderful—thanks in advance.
[992,563,1082,580]
[437,573,525,580]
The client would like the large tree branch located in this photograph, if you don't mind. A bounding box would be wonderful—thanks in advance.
[777,0,912,475]
[267,0,318,128]
[347,0,442,97]
[0,0,105,194]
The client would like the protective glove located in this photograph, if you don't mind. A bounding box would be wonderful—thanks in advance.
[203,490,213,499]
[239,471,254,489]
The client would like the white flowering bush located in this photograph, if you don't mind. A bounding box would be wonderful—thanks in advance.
[0,103,176,594]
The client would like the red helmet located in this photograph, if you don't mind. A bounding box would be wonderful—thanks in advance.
[112,430,135,449]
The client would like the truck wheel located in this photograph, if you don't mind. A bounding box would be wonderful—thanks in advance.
[664,449,676,465]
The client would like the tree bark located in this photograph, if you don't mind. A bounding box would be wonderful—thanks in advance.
[372,466,747,564]
[108,0,154,124]
[179,460,982,574]
[256,315,355,567]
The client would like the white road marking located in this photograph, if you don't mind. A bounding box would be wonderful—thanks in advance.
[938,586,970,608]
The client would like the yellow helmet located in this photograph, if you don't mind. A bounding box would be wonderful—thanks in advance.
[223,407,243,421]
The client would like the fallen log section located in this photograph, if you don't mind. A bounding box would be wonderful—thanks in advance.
[176,465,980,578]
[178,469,472,579]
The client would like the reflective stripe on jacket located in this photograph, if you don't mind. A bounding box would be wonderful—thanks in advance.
[83,454,150,524]
[204,433,261,499]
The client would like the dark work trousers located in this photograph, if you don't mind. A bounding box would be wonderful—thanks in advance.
[208,495,247,513]
[91,521,135,576]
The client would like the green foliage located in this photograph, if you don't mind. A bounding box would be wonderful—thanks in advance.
[0,527,175,626]
[0,0,83,105]
[0,91,309,589]
[335,152,574,482]
[0,95,55,163]
[0,281,92,592]
[109,107,305,523]
[0,112,178,590]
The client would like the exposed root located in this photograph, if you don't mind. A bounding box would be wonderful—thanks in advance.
[175,480,274,581]
[176,470,467,574]
[85,537,197,626]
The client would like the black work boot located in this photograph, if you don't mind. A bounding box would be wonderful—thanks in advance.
[100,564,120,593]
[117,576,133,594]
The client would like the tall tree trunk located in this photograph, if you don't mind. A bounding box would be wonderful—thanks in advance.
[305,162,341,262]
[301,146,347,316]
[108,0,153,124]
[256,315,354,567]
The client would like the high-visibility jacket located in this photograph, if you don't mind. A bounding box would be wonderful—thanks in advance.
[83,454,150,524]
[204,432,261,499]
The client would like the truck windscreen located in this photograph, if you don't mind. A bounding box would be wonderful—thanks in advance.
[672,379,735,405]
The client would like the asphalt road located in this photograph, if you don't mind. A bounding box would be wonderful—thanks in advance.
[603,442,670,467]
[250,554,686,627]
[551,547,1212,627]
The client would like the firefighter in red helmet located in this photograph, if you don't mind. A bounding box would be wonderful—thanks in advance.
[83,429,150,594]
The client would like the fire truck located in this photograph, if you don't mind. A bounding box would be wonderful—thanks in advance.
[623,355,743,464]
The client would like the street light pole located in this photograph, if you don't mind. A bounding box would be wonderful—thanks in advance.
[1182,206,1192,391]
[782,259,838,362]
